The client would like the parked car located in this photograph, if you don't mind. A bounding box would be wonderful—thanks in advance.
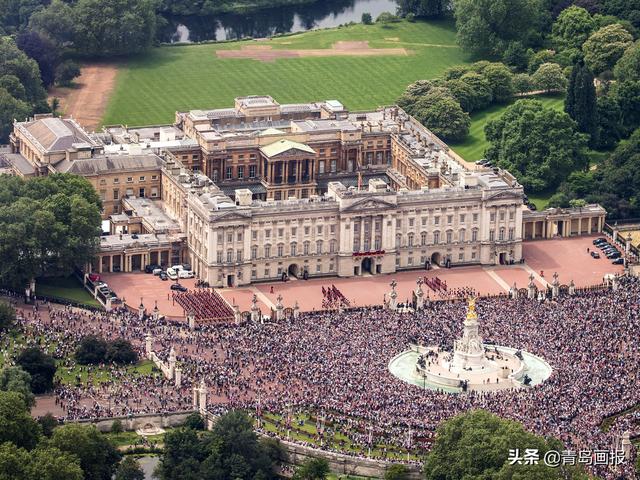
[607,252,621,259]
[171,264,184,272]
[166,268,178,280]
[181,263,192,271]
[602,247,619,254]
[159,272,168,281]
[612,258,624,265]
[170,283,187,292]
[593,238,607,245]
[178,270,195,279]
[152,268,163,275]
[145,264,160,274]
[590,251,600,259]
[88,273,101,282]
[113,266,121,272]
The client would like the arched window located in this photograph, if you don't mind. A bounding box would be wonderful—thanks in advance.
[316,240,323,254]
[396,234,402,248]
[421,232,427,246]
[446,230,453,244]
[472,229,478,242]
[330,240,336,253]
[264,244,271,257]
[303,241,310,255]
[459,229,466,243]
[433,231,440,244]
[408,233,414,247]
[290,242,297,256]
[499,227,505,241]
[277,244,284,257]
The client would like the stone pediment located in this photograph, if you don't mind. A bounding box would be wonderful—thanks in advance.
[212,210,251,223]
[264,148,312,159]
[342,197,395,212]
[486,190,523,201]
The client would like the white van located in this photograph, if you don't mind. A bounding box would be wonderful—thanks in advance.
[166,268,178,280]
[171,264,184,272]
[179,270,195,279]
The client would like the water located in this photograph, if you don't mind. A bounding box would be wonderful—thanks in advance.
[159,0,400,43]
[137,456,160,479]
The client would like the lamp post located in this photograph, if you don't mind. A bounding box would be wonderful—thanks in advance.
[624,232,632,272]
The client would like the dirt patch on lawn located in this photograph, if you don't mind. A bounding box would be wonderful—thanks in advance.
[48,63,118,131]
[217,41,410,62]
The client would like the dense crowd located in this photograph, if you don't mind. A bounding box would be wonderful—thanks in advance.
[3,275,639,478]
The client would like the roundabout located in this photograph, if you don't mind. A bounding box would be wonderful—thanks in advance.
[389,298,553,393]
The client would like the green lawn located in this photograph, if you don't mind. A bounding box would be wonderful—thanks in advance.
[449,94,566,163]
[527,191,555,211]
[103,20,470,125]
[55,359,158,386]
[36,276,101,307]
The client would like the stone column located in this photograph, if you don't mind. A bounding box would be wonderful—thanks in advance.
[551,272,560,299]
[192,384,199,409]
[275,294,284,321]
[415,278,424,310]
[145,334,153,357]
[568,279,575,296]
[293,300,300,319]
[168,346,176,379]
[387,279,398,310]
[527,274,536,300]
[109,255,113,273]
[510,282,519,299]
[621,431,632,460]
[174,368,182,388]
[250,294,260,322]
[198,379,207,415]
[233,304,241,324]
[187,312,195,330]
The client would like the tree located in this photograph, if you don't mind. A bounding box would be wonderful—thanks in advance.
[111,419,124,434]
[0,441,31,480]
[397,0,448,18]
[50,97,60,116]
[454,0,544,58]
[0,366,35,407]
[293,458,330,480]
[38,412,59,437]
[413,94,470,142]
[51,424,121,480]
[183,412,205,430]
[444,79,478,112]
[384,464,409,480]
[583,23,634,75]
[0,174,102,290]
[376,12,399,24]
[565,63,598,146]
[532,62,567,92]
[361,13,372,25]
[0,75,27,101]
[528,49,555,74]
[459,72,493,110]
[56,60,81,87]
[482,63,515,102]
[397,80,434,114]
[552,6,596,50]
[115,457,145,480]
[27,446,84,480]
[0,37,47,106]
[0,87,31,142]
[16,30,59,88]
[596,94,623,148]
[16,347,56,394]
[513,73,534,93]
[73,0,157,57]
[0,301,15,331]
[159,428,207,480]
[614,41,640,82]
[611,80,640,135]
[485,99,588,192]
[0,391,41,450]
[424,410,589,479]
[28,0,77,47]
[502,41,530,71]
[75,335,108,364]
[106,339,138,364]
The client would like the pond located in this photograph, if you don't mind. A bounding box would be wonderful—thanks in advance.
[159,0,400,43]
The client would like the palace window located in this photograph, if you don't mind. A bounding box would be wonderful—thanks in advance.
[316,240,323,254]
[226,166,233,179]
[509,227,515,240]
[460,214,465,223]
[227,233,233,243]
[303,242,310,255]
[408,233,414,247]
[434,216,440,225]
[490,213,496,222]
[447,215,453,224]
[238,166,244,179]
[291,243,297,256]
[460,229,466,242]
[374,238,381,250]
[489,229,495,241]
[330,160,337,173]
[217,251,223,263]
[421,232,427,246]
[433,231,440,244]
[265,245,271,257]
[499,228,505,241]
[319,160,325,174]
[395,234,402,248]
[226,250,233,263]
[278,244,284,257]
[472,229,478,242]
[236,250,243,262]
[330,241,336,253]
[446,231,452,244]
[249,165,256,178]
[251,246,257,259]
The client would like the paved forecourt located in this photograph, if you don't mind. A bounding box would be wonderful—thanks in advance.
[101,236,624,320]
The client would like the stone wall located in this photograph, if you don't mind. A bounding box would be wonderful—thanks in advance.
[74,410,194,433]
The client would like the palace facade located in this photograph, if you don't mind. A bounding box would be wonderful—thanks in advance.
[5,96,606,286]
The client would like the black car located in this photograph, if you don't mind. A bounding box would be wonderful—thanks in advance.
[593,238,607,245]
[602,247,618,254]
[145,264,160,273]
[159,272,168,281]
[612,258,624,265]
[170,283,188,292]
[607,252,621,259]
[590,251,600,259]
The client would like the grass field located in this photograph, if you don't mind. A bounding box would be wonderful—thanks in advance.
[36,276,101,307]
[103,20,470,126]
[55,359,158,386]
[449,94,566,162]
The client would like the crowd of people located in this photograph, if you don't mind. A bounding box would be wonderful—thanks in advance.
[2,275,639,478]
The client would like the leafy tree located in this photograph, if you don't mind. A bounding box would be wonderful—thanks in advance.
[444,79,477,112]
[75,335,108,365]
[106,339,138,364]
[583,23,634,74]
[502,41,530,71]
[183,412,205,430]
[0,301,15,331]
[0,391,40,450]
[485,99,588,192]
[28,446,84,480]
[600,0,640,29]
[397,80,434,113]
[56,60,81,87]
[0,366,34,407]
[528,49,556,74]
[0,75,27,100]
[16,347,56,394]
[397,0,448,18]
[552,6,596,50]
[565,62,598,146]
[28,0,77,47]
[611,79,640,135]
[0,86,31,142]
[532,62,567,92]
[482,63,515,102]
[376,12,400,24]
[16,30,59,88]
[614,41,640,82]
[0,37,47,106]
[111,419,124,434]
[454,0,545,58]
[412,93,470,142]
[158,427,207,480]
[596,94,623,148]
[443,65,469,80]
[293,458,330,480]
[513,73,534,93]
[0,174,102,290]
[361,13,372,25]
[384,463,409,480]
[424,410,589,479]
[0,441,30,480]
[115,457,145,480]
[38,412,59,437]
[459,72,493,110]
[73,0,157,57]
[51,424,121,480]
